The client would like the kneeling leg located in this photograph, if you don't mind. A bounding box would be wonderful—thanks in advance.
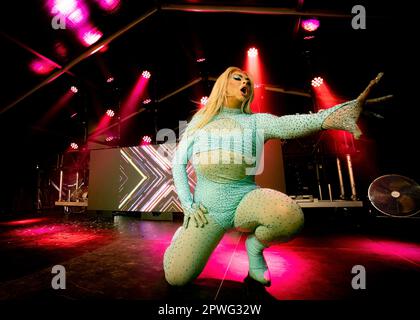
[163,215,225,286]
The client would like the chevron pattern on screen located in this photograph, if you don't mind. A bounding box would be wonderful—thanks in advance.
[119,143,196,212]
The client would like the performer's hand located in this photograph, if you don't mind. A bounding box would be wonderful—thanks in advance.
[322,72,386,139]
[183,202,208,229]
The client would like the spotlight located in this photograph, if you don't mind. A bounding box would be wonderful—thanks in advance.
[311,76,324,88]
[105,136,115,142]
[196,58,206,63]
[106,109,115,117]
[29,59,55,75]
[70,86,78,93]
[301,18,320,32]
[96,0,120,12]
[200,96,208,106]
[142,98,152,105]
[50,0,77,15]
[79,27,103,46]
[142,70,151,79]
[70,142,79,150]
[141,135,152,145]
[247,47,258,58]
[106,77,114,83]
[67,7,85,26]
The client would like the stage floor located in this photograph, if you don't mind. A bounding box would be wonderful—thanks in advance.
[0,210,419,301]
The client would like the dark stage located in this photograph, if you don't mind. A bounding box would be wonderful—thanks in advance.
[1,209,419,302]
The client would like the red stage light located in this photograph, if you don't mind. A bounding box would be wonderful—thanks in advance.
[70,142,79,149]
[311,76,323,88]
[70,86,78,93]
[247,47,258,58]
[142,70,151,79]
[200,96,208,106]
[141,135,152,145]
[29,59,55,75]
[106,109,115,117]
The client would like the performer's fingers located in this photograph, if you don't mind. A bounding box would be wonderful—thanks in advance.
[195,211,206,227]
[192,215,199,228]
[199,203,208,213]
[357,72,384,103]
[366,94,393,105]
[374,72,384,83]
[183,216,190,229]
[197,210,208,225]
[199,212,209,224]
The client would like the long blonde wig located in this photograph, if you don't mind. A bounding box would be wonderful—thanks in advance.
[186,66,255,135]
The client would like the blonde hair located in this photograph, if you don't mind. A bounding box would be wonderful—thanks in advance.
[186,66,254,135]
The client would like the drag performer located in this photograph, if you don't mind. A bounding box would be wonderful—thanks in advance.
[164,66,384,286]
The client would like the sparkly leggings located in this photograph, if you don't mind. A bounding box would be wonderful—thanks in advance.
[163,188,304,286]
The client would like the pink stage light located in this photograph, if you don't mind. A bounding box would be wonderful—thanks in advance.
[70,142,79,149]
[141,135,152,145]
[67,7,86,26]
[311,76,323,87]
[142,70,151,79]
[96,0,120,12]
[247,47,258,58]
[50,0,77,15]
[142,98,151,104]
[70,86,78,93]
[29,58,55,75]
[106,109,115,117]
[120,73,149,119]
[200,96,208,106]
[48,0,90,29]
[79,26,103,46]
[106,77,114,83]
[196,58,206,63]
[301,18,320,32]
[105,136,114,142]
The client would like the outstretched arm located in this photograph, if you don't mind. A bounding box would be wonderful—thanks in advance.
[256,72,385,141]
[255,100,355,140]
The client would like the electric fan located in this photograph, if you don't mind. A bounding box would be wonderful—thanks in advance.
[368,174,420,217]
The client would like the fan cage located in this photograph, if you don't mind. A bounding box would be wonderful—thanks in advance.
[368,174,420,218]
